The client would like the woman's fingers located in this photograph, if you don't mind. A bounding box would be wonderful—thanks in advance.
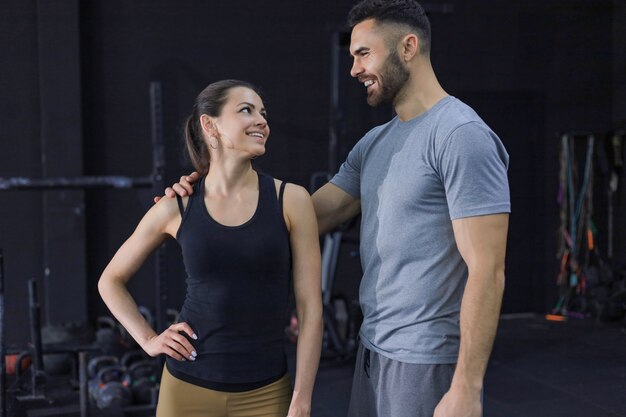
[171,322,197,340]
[162,344,186,361]
[166,322,197,359]
[144,322,198,361]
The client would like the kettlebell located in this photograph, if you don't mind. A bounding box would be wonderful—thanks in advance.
[92,365,132,409]
[125,361,159,405]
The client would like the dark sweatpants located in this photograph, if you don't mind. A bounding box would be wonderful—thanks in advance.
[348,343,456,417]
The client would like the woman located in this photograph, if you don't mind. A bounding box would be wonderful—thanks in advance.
[98,79,322,417]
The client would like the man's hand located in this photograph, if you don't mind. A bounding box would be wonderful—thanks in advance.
[153,172,201,203]
[433,384,482,417]
[286,398,311,417]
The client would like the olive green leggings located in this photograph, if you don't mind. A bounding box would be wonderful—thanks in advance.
[156,365,292,417]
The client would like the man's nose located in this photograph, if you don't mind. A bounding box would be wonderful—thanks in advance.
[350,59,362,78]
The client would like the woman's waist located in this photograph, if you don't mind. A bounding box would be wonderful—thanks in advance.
[180,297,288,321]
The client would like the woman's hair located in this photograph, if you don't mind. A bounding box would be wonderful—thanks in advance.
[184,79,261,175]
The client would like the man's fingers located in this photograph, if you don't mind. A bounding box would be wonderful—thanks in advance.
[172,184,189,196]
[153,196,161,204]
[179,179,194,194]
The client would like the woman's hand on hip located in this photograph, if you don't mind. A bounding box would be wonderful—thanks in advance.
[142,322,198,361]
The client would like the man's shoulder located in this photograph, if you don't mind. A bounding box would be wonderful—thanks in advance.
[436,97,485,128]
[351,117,400,152]
[363,117,398,138]
[428,97,494,141]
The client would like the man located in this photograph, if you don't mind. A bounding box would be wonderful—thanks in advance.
[164,1,510,416]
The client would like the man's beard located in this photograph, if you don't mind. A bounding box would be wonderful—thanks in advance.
[367,50,410,107]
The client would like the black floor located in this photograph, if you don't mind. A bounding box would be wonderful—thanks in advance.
[9,314,626,416]
[302,314,626,417]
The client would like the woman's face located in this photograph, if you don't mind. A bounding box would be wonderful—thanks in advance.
[210,87,269,158]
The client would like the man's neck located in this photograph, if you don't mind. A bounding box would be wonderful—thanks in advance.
[393,60,448,121]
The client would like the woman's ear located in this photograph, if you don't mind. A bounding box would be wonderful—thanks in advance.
[200,114,216,136]
[200,114,220,149]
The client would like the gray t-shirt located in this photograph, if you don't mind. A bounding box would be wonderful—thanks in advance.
[331,96,510,364]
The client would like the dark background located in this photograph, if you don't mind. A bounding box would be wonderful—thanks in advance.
[1,0,625,347]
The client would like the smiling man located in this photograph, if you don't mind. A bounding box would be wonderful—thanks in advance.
[312,1,511,416]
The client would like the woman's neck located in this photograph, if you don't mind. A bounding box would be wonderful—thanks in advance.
[205,159,256,196]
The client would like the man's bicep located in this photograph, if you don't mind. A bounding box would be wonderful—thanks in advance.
[451,213,509,272]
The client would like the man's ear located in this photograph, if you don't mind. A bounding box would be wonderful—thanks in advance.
[401,33,419,61]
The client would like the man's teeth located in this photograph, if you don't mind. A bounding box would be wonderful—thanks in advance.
[364,80,374,87]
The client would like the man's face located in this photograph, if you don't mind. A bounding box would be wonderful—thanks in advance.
[349,19,410,107]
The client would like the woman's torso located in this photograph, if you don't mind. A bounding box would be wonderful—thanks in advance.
[167,172,292,390]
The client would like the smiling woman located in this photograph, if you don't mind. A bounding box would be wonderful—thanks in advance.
[97,80,323,417]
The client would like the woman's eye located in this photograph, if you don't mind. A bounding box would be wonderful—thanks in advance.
[240,107,251,113]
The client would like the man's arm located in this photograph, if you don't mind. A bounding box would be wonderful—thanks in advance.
[157,174,362,235]
[434,213,508,417]
[311,182,361,235]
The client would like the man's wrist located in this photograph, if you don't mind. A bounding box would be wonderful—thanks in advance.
[450,371,484,393]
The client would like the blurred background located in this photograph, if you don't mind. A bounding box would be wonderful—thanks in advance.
[0,1,625,416]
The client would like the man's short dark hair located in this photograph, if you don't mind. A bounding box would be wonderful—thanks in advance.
[347,0,431,55]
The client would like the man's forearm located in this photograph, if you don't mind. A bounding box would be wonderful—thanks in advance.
[452,269,504,391]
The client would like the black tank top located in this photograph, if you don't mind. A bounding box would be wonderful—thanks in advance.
[166,172,291,391]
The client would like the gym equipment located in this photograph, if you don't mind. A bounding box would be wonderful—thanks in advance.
[554,131,625,320]
[89,365,132,410]
[87,355,132,409]
[0,82,169,337]
[118,350,158,405]
[14,279,47,402]
[95,316,128,357]
[4,353,31,376]
[1,84,168,417]
[42,322,94,375]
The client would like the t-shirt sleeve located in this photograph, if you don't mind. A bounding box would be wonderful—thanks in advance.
[438,122,511,220]
[330,139,363,198]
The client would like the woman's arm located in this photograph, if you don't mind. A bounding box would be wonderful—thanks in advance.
[283,183,323,417]
[98,197,197,361]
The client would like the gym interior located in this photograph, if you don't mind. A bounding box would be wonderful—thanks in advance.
[1,1,625,416]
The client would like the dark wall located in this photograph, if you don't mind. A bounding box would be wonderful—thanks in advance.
[1,0,624,346]
[0,0,44,347]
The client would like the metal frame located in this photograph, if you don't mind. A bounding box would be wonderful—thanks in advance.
[0,82,167,417]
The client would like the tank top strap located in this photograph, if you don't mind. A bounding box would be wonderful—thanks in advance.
[176,177,205,219]
[256,172,280,219]
[175,195,184,217]
[278,181,287,209]
[185,176,204,215]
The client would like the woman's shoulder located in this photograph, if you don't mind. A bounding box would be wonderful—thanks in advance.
[152,193,186,220]
[269,177,309,201]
